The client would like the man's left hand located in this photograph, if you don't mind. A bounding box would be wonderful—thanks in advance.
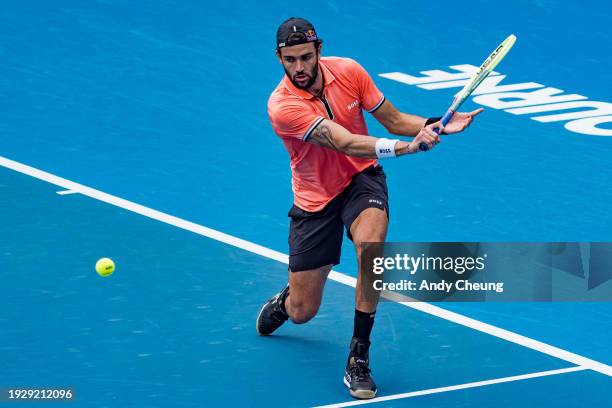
[443,108,484,134]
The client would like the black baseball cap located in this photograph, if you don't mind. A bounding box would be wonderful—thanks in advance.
[276,17,321,49]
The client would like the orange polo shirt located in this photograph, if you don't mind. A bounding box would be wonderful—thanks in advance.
[268,57,385,212]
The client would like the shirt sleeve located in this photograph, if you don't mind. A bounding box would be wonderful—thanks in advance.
[268,98,324,142]
[348,59,386,113]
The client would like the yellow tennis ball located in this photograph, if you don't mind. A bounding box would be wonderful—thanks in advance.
[95,258,115,277]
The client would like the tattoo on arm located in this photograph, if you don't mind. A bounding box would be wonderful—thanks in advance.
[309,124,338,150]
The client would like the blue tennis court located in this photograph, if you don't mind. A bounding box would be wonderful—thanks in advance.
[1,1,611,406]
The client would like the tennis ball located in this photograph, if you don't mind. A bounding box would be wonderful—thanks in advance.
[95,258,115,277]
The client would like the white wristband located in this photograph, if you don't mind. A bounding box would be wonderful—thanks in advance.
[375,138,399,159]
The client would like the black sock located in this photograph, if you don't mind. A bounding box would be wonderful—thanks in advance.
[353,309,375,342]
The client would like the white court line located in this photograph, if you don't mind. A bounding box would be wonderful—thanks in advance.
[1,155,611,378]
[56,189,78,195]
[313,366,588,408]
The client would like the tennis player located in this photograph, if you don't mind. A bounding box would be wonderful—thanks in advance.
[257,17,483,399]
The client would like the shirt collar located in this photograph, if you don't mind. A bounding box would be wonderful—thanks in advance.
[282,59,335,99]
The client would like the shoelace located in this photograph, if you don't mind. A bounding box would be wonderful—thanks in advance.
[349,361,371,382]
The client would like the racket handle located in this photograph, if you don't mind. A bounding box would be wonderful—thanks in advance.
[418,109,455,152]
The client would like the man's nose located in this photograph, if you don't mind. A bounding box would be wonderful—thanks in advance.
[295,59,304,72]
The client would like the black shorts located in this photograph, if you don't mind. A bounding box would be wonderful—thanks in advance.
[288,165,389,272]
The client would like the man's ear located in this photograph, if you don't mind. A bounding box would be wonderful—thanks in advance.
[276,48,283,63]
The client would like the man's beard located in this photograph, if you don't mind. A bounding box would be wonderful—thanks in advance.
[285,62,319,90]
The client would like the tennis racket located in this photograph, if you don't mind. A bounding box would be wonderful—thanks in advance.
[419,34,517,151]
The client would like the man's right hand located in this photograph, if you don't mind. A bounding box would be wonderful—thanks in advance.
[409,121,443,153]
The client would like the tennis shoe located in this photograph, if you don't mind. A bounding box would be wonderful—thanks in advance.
[256,285,289,335]
[344,338,377,399]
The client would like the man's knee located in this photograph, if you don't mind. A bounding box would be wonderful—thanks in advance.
[288,299,320,324]
[353,231,387,257]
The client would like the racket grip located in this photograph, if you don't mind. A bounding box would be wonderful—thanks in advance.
[418,109,455,152]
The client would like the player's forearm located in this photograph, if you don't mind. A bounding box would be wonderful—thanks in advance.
[388,113,427,137]
[308,120,419,158]
[342,134,412,158]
